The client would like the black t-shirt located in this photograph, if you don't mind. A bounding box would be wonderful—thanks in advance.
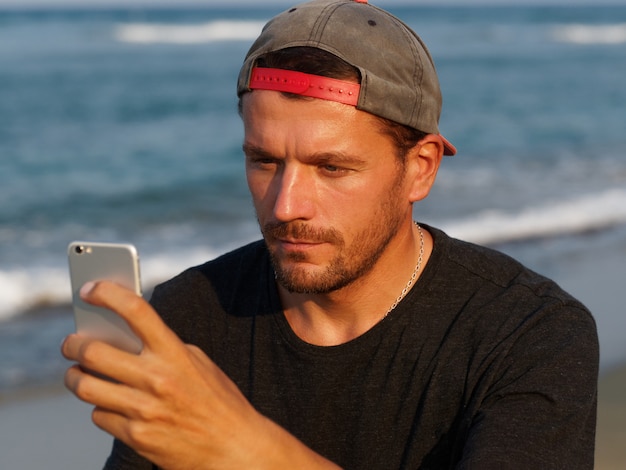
[104,226,598,469]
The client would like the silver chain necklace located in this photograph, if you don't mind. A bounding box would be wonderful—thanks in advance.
[385,221,424,317]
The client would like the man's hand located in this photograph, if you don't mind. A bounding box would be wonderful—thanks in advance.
[61,280,339,469]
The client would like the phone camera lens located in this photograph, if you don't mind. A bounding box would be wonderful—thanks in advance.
[75,245,85,254]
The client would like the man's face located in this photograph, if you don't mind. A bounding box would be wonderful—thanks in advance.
[242,91,413,294]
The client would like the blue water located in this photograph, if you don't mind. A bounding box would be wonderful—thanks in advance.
[1,5,626,392]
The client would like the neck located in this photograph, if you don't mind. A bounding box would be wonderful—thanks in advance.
[278,221,432,346]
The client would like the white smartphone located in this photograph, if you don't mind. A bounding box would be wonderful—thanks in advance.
[68,241,143,354]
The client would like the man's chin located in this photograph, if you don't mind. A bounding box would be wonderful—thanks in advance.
[273,263,328,294]
[273,260,360,295]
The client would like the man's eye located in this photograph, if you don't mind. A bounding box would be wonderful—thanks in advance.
[249,157,277,167]
[320,164,350,176]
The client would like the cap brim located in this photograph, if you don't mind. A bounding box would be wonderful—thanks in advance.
[441,135,457,156]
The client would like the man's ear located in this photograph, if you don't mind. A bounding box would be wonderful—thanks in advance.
[406,134,444,203]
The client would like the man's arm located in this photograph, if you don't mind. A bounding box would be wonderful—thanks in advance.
[61,280,341,470]
[458,304,599,469]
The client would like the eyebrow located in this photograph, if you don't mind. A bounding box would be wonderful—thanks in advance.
[242,143,368,167]
[242,143,274,159]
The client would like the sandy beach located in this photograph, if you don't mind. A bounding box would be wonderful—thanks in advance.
[595,365,626,469]
[0,382,112,469]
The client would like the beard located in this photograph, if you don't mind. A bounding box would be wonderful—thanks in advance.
[261,185,406,295]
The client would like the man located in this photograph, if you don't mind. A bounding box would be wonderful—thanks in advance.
[62,1,599,468]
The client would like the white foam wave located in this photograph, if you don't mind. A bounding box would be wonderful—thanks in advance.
[0,267,70,322]
[552,23,626,45]
[3,189,626,321]
[114,20,265,44]
[439,188,626,245]
[0,245,221,322]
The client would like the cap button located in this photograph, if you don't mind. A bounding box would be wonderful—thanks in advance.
[353,0,368,3]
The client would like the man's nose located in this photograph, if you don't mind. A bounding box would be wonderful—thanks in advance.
[272,165,315,222]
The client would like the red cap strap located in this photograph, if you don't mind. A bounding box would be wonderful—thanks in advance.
[249,67,360,106]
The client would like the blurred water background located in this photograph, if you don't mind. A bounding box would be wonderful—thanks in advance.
[1,3,625,394]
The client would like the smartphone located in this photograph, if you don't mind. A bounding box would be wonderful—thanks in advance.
[68,241,143,354]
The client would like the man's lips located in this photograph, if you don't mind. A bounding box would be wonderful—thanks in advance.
[279,237,323,244]
[275,238,325,250]
[262,222,343,253]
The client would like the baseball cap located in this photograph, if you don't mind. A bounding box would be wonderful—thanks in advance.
[237,0,456,156]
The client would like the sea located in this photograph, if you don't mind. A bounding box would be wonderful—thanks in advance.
[1,3,625,395]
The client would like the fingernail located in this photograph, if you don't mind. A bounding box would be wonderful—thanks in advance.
[60,335,71,356]
[80,281,96,298]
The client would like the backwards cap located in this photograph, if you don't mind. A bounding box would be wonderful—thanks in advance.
[237,0,456,156]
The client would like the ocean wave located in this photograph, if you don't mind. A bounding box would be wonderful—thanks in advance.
[439,188,626,245]
[0,267,70,322]
[113,20,265,44]
[0,245,221,323]
[552,23,626,45]
[2,188,626,322]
